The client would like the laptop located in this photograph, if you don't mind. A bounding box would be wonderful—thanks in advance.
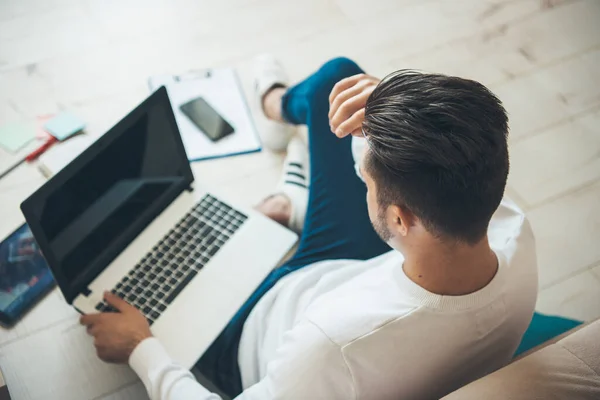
[0,367,10,400]
[20,87,297,368]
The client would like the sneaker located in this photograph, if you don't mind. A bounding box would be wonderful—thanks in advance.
[253,54,295,152]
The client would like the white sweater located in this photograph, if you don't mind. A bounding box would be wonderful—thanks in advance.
[129,196,537,399]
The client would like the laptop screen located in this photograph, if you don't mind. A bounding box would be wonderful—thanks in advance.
[21,87,194,303]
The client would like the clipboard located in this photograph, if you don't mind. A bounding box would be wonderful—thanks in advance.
[148,68,262,162]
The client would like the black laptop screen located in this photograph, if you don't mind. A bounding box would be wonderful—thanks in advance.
[21,88,193,302]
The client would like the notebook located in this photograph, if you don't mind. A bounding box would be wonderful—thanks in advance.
[0,122,36,153]
[148,68,262,162]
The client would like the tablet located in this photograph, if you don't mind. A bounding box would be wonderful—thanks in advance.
[0,366,11,399]
[0,224,55,326]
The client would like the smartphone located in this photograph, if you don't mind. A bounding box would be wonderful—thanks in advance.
[0,224,55,327]
[179,97,235,142]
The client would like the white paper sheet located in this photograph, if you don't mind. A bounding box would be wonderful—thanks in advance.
[0,318,140,400]
[0,289,78,347]
[148,68,262,162]
[99,381,149,400]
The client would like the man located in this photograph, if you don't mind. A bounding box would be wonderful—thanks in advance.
[81,57,537,399]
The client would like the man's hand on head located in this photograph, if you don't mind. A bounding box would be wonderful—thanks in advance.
[328,74,380,138]
[80,291,152,364]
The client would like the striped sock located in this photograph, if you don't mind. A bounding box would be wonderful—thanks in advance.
[276,136,309,233]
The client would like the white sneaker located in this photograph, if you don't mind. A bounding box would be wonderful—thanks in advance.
[253,54,295,152]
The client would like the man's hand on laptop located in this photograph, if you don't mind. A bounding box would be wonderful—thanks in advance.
[329,73,380,138]
[80,291,152,364]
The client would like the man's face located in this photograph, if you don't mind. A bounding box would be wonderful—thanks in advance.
[360,151,393,244]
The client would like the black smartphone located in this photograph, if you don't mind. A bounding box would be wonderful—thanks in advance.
[179,97,235,142]
[0,223,55,327]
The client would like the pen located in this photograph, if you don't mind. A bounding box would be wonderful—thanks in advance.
[0,136,58,180]
[25,136,58,162]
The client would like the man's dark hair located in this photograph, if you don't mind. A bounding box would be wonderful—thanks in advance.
[363,70,509,244]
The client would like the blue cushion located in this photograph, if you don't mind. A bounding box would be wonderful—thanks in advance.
[514,312,582,357]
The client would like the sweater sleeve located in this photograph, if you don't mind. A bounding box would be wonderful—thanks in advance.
[129,338,220,400]
[129,320,355,400]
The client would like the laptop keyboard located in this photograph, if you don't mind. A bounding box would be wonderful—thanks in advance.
[94,194,248,325]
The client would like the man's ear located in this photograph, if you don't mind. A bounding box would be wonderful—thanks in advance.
[388,205,416,237]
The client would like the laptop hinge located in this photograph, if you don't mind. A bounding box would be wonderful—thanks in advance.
[80,287,92,297]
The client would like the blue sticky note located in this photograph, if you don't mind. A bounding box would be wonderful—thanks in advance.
[44,112,86,141]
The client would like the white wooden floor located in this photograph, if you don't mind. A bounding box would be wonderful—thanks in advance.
[0,0,599,398]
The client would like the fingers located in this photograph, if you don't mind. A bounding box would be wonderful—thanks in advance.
[329,75,379,137]
[329,90,370,135]
[328,74,380,138]
[103,291,134,313]
[80,313,103,327]
[328,74,365,106]
[86,323,100,336]
[81,313,103,337]
[332,102,365,138]
[328,79,370,122]
[95,346,119,364]
[93,340,116,363]
[334,108,365,138]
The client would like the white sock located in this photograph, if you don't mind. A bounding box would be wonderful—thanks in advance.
[276,136,309,233]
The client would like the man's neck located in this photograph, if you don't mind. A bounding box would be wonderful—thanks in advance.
[402,235,498,296]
